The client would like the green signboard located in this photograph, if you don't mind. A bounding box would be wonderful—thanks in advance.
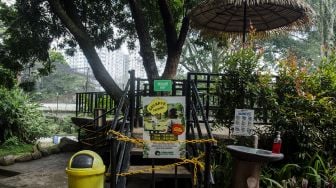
[154,80,172,92]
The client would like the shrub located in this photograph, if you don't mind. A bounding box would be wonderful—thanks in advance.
[270,54,336,162]
[0,87,51,144]
[261,153,336,188]
[216,51,336,162]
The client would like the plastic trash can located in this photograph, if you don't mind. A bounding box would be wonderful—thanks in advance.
[66,150,105,188]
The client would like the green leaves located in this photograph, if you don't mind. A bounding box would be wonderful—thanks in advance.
[262,153,336,187]
[0,87,51,144]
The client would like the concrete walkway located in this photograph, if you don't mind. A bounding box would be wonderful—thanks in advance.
[0,153,73,188]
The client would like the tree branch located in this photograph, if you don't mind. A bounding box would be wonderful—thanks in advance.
[177,16,190,50]
[128,0,159,81]
[48,0,123,100]
[158,0,178,50]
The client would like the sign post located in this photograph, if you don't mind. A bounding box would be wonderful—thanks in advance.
[154,80,172,92]
[142,96,186,158]
[231,109,255,136]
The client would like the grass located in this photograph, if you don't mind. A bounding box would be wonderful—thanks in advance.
[0,143,34,157]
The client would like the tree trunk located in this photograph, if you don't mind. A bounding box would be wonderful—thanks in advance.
[128,0,159,82]
[48,0,123,100]
[158,0,189,79]
[162,51,181,79]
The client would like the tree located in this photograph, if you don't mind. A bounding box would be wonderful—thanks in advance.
[33,51,97,102]
[179,33,237,74]
[258,0,336,64]
[0,0,197,99]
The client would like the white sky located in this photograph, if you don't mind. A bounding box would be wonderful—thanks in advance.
[3,0,15,5]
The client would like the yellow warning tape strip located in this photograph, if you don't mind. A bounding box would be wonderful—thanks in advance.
[105,129,217,185]
[105,154,204,185]
[106,129,217,146]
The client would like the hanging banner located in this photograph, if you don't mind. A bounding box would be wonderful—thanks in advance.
[142,96,186,158]
[231,109,254,136]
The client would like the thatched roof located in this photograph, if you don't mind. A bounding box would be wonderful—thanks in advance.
[189,0,315,38]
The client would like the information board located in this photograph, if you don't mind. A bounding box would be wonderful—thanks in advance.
[231,109,254,136]
[142,96,186,158]
[154,80,172,92]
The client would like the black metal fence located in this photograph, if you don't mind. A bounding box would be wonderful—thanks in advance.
[75,71,276,188]
[75,92,116,117]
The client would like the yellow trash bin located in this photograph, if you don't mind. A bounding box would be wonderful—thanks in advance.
[66,150,105,188]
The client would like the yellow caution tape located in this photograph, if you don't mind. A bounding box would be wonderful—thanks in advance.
[106,129,217,145]
[104,129,217,185]
[105,154,204,185]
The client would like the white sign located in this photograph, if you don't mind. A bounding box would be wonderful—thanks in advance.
[231,109,254,136]
[142,97,186,158]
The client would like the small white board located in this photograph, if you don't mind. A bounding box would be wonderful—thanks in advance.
[231,109,254,136]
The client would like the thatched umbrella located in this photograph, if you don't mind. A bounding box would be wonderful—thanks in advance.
[189,0,315,42]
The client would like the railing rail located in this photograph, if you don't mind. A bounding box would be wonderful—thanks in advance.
[74,71,278,187]
[75,71,135,188]
[75,92,116,117]
[186,74,215,187]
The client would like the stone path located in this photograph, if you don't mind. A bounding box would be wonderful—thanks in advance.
[0,153,73,188]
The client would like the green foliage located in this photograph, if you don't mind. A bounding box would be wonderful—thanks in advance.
[216,49,336,161]
[47,116,76,135]
[212,141,233,188]
[0,63,16,88]
[2,136,21,147]
[271,53,336,161]
[33,61,96,102]
[215,47,273,128]
[0,87,52,144]
[180,35,230,73]
[214,50,336,186]
[0,141,33,157]
[261,153,336,188]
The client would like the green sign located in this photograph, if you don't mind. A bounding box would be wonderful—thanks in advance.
[154,80,172,92]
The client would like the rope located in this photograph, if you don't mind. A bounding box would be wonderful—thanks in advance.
[106,129,217,145]
[105,154,205,185]
[105,129,217,185]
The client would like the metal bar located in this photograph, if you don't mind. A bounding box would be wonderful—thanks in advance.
[191,81,214,139]
[110,138,116,188]
[152,159,156,188]
[186,73,191,139]
[75,93,78,117]
[105,93,109,112]
[182,80,186,96]
[112,96,115,115]
[111,80,130,130]
[191,104,203,140]
[94,93,98,111]
[82,93,86,114]
[84,93,87,113]
[79,93,83,115]
[206,74,210,120]
[129,70,135,132]
[204,143,211,188]
[172,80,177,96]
[90,92,94,114]
[175,163,178,188]
[136,78,141,128]
[117,142,132,188]
[243,0,247,43]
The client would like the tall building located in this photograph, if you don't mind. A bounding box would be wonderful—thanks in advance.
[129,50,147,79]
[65,47,146,90]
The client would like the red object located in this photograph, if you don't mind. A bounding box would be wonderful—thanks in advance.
[272,142,282,153]
[272,131,282,153]
[172,124,184,136]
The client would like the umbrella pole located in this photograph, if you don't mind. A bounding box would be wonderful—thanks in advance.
[243,0,247,44]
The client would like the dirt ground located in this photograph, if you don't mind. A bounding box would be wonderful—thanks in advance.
[0,152,73,188]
